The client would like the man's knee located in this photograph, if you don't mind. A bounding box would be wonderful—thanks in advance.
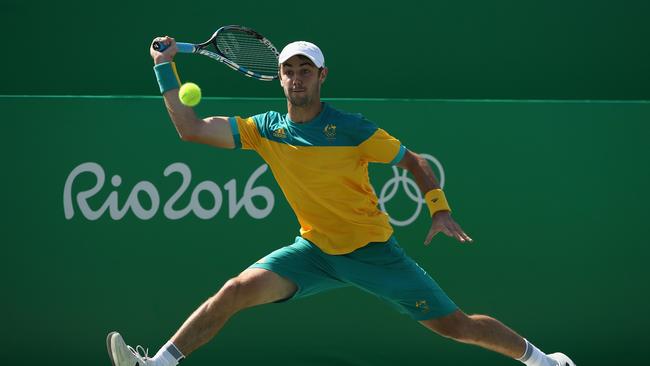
[209,277,246,313]
[420,310,472,342]
[211,269,297,312]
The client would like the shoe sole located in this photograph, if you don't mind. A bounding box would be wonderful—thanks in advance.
[106,331,118,366]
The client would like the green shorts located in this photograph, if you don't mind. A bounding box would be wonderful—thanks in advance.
[249,236,457,320]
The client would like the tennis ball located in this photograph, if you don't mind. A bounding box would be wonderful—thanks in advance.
[179,82,201,107]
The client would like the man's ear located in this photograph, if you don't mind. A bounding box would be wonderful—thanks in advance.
[320,67,329,84]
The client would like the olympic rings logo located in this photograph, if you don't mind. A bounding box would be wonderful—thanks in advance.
[377,154,445,227]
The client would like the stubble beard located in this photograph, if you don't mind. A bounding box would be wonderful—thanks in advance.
[288,93,311,107]
[286,84,319,108]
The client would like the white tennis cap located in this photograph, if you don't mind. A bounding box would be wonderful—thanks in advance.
[278,41,325,68]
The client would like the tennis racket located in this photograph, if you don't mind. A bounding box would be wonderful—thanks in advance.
[153,25,279,81]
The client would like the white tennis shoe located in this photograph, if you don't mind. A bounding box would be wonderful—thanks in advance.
[548,352,576,366]
[106,331,150,366]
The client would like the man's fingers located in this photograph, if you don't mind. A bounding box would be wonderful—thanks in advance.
[461,231,473,243]
[448,222,473,244]
[424,227,439,245]
[426,219,474,246]
[448,226,465,243]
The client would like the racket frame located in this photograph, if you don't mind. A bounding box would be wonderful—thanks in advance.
[155,25,279,81]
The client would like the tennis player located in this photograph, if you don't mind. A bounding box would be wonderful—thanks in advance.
[106,37,575,366]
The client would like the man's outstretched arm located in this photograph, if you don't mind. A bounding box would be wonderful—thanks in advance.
[396,149,473,245]
[150,36,235,149]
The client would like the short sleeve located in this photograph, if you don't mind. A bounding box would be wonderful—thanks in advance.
[229,116,261,151]
[358,128,406,164]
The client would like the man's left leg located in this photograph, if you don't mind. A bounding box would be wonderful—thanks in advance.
[333,237,575,366]
[420,309,525,358]
[420,310,575,366]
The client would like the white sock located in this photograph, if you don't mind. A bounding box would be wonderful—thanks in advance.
[148,341,185,366]
[517,339,558,366]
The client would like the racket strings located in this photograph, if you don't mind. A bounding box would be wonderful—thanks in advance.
[201,49,277,73]
[216,32,278,75]
[225,56,277,71]
[218,47,277,67]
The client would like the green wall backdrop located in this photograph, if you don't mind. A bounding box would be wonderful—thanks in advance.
[2,0,649,364]
[2,96,649,365]
[1,0,649,99]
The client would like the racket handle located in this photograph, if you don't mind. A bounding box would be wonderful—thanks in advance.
[153,41,196,53]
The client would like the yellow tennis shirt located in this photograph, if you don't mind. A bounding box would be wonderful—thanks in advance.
[229,103,406,255]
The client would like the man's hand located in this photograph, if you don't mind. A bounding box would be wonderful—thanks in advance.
[424,211,473,245]
[150,36,178,65]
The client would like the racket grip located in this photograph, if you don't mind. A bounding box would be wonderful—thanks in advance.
[153,41,195,53]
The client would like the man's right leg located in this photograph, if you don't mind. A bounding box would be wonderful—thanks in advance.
[107,268,297,366]
[171,267,297,355]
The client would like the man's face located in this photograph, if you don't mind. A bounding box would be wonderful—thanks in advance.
[279,55,327,107]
